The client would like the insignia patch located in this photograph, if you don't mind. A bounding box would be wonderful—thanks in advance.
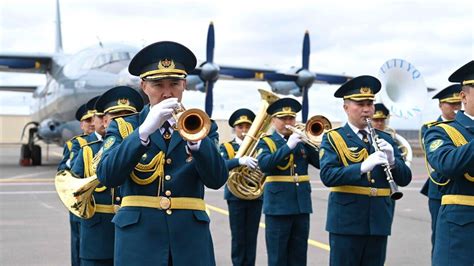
[429,139,443,152]
[319,148,325,159]
[141,153,147,161]
[103,136,116,150]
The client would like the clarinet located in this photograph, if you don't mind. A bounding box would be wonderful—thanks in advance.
[366,118,403,200]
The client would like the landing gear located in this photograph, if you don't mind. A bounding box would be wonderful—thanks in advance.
[19,122,41,166]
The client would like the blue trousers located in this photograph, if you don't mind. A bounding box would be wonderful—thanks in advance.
[227,200,263,266]
[70,213,81,266]
[329,233,387,266]
[265,214,309,266]
[80,259,113,266]
[428,198,441,257]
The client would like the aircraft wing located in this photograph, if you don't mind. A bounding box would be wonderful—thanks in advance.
[0,53,52,74]
[0,85,37,93]
[314,72,352,84]
[191,65,299,82]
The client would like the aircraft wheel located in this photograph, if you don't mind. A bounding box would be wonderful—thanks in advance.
[31,145,42,166]
[20,144,32,166]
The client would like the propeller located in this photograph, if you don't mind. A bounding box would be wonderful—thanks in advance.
[296,31,315,122]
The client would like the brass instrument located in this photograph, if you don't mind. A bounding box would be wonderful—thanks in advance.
[383,126,412,167]
[173,102,211,142]
[285,115,332,150]
[227,89,280,200]
[366,118,403,200]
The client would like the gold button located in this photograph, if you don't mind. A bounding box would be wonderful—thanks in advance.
[371,179,375,184]
[296,182,299,186]
[165,190,172,196]
[115,196,121,201]
[166,209,172,215]
[159,197,171,209]
[165,175,171,181]
[166,158,172,164]
[294,164,297,167]
[295,173,299,176]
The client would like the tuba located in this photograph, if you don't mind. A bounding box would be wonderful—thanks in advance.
[384,126,413,167]
[226,89,280,200]
[285,115,332,150]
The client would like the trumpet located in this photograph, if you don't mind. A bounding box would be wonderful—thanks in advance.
[285,115,332,150]
[366,118,403,200]
[172,103,211,142]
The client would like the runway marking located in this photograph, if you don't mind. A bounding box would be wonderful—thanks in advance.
[1,170,53,180]
[205,204,331,251]
[0,190,56,195]
[0,178,54,183]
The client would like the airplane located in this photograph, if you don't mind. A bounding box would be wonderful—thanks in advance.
[0,0,351,166]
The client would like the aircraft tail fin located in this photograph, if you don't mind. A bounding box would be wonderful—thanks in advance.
[55,0,63,53]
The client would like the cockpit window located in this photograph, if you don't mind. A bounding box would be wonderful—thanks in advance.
[90,52,130,69]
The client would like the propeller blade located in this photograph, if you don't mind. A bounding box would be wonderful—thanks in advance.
[302,86,309,123]
[206,22,215,63]
[302,31,310,70]
[205,81,214,117]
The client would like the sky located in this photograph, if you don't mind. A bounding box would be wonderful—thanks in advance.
[0,0,472,128]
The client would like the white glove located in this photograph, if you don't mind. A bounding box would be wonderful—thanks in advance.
[238,156,258,169]
[376,138,395,166]
[286,133,302,149]
[360,151,388,174]
[139,98,179,140]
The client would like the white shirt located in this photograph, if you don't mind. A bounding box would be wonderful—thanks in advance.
[347,121,369,141]
[160,118,176,135]
[94,131,103,141]
[464,111,474,120]
[235,136,243,145]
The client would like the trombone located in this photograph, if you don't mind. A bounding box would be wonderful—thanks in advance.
[285,115,332,150]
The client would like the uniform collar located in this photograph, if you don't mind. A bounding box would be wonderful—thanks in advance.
[94,131,103,141]
[234,136,243,145]
[456,110,474,129]
[347,121,369,135]
[463,110,474,120]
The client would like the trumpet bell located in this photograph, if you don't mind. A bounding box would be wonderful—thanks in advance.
[175,108,211,142]
[55,170,100,219]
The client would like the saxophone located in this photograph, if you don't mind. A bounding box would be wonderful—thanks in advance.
[226,89,280,200]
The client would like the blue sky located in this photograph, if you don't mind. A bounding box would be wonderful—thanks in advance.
[0,0,472,128]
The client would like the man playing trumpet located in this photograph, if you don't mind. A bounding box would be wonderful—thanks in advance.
[96,41,228,266]
[256,98,320,266]
[319,75,412,266]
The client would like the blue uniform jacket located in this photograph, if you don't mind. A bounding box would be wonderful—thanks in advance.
[319,124,412,236]
[256,131,319,215]
[423,111,474,265]
[57,135,87,171]
[96,105,228,266]
[71,132,116,260]
[420,116,445,199]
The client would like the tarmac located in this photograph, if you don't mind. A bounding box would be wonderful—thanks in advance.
[0,143,432,265]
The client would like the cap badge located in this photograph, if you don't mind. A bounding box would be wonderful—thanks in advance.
[282,107,292,112]
[117,98,130,106]
[239,115,248,120]
[158,59,175,69]
[360,87,372,94]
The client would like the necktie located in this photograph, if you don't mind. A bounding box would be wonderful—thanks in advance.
[162,121,172,148]
[359,130,371,150]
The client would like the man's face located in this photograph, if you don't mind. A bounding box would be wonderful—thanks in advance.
[80,117,95,134]
[343,100,374,129]
[93,115,105,136]
[141,78,186,106]
[371,118,386,131]
[272,116,296,136]
[234,122,251,139]
[439,101,462,120]
[461,85,474,116]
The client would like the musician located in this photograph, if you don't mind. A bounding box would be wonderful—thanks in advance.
[96,41,228,266]
[256,98,319,266]
[56,102,95,266]
[423,61,474,266]
[371,103,390,131]
[220,108,262,266]
[70,88,143,266]
[319,75,412,266]
[419,84,462,257]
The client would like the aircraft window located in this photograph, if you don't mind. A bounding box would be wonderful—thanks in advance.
[90,52,130,69]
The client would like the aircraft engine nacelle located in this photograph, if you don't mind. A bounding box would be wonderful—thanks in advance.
[186,76,206,92]
[38,119,62,142]
[268,81,302,97]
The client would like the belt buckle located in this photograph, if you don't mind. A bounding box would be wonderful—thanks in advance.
[159,197,171,210]
[369,187,378,197]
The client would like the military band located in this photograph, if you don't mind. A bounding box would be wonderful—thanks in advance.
[419,83,462,258]
[319,76,412,266]
[423,61,474,266]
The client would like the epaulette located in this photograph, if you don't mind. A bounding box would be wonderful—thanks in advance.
[80,140,101,148]
[326,126,342,133]
[259,133,271,139]
[111,112,138,120]
[71,134,87,141]
[428,120,454,128]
